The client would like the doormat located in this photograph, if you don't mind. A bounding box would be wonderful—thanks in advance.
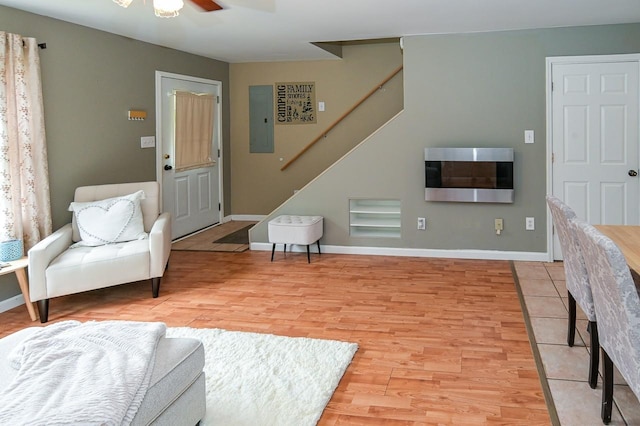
[213,225,253,244]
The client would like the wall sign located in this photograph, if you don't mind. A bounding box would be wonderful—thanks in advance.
[275,82,316,125]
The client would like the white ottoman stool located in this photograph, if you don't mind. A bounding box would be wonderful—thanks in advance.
[268,215,323,263]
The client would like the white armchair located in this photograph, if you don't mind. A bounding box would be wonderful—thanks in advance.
[28,182,171,323]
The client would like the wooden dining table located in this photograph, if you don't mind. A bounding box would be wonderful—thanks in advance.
[595,225,640,275]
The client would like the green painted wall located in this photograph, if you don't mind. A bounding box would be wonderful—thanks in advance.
[250,23,640,254]
[0,5,230,302]
[1,6,639,306]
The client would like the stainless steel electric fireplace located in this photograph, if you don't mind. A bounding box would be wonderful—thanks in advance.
[424,147,514,203]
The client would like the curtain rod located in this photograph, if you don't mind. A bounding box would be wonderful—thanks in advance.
[22,40,47,49]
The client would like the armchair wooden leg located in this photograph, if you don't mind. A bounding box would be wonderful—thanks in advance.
[152,277,161,298]
[37,299,49,323]
[567,291,576,347]
[601,348,614,424]
[588,321,599,389]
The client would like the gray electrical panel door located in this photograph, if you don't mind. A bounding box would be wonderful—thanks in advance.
[249,85,274,153]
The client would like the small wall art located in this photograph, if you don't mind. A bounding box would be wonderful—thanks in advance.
[274,82,316,125]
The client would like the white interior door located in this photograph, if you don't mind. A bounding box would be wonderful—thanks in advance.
[549,56,640,259]
[156,72,222,240]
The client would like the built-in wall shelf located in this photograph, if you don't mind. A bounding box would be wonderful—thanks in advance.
[349,199,401,238]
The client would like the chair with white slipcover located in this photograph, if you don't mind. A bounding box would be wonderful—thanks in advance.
[572,219,640,424]
[546,195,599,388]
[28,182,171,323]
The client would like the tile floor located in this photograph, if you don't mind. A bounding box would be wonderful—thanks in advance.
[513,261,640,426]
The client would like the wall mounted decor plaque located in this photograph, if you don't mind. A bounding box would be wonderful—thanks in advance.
[275,82,316,125]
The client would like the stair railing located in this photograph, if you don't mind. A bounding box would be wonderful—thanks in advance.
[280,65,403,171]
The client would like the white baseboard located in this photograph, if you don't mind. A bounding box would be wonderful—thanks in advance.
[228,214,267,222]
[250,242,551,262]
[0,294,26,315]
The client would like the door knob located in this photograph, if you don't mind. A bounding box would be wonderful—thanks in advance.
[164,164,173,171]
[629,170,638,177]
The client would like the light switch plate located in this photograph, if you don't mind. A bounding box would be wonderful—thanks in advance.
[318,101,325,112]
[524,130,534,144]
[141,136,155,148]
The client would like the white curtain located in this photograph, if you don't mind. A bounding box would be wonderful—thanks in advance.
[0,32,51,251]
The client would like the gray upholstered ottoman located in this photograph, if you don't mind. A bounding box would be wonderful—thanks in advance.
[0,327,206,425]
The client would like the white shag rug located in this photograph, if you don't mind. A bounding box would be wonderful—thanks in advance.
[165,327,358,426]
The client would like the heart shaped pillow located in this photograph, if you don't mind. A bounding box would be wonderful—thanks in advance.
[69,190,147,247]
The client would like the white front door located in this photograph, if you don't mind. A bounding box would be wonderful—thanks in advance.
[549,55,640,259]
[156,71,222,240]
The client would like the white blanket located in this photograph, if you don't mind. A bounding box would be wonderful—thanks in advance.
[0,320,166,426]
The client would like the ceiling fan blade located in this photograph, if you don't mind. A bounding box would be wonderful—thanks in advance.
[190,0,223,12]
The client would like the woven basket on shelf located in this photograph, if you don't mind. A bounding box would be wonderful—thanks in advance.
[0,239,23,262]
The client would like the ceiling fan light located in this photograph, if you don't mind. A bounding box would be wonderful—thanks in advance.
[153,0,184,18]
[113,0,134,7]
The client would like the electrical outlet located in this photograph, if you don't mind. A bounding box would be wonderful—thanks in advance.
[495,218,503,235]
[417,217,426,230]
[526,217,535,230]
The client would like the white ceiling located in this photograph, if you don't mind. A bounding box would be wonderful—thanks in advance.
[1,0,640,63]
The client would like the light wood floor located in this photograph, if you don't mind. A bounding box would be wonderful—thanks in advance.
[0,251,550,425]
